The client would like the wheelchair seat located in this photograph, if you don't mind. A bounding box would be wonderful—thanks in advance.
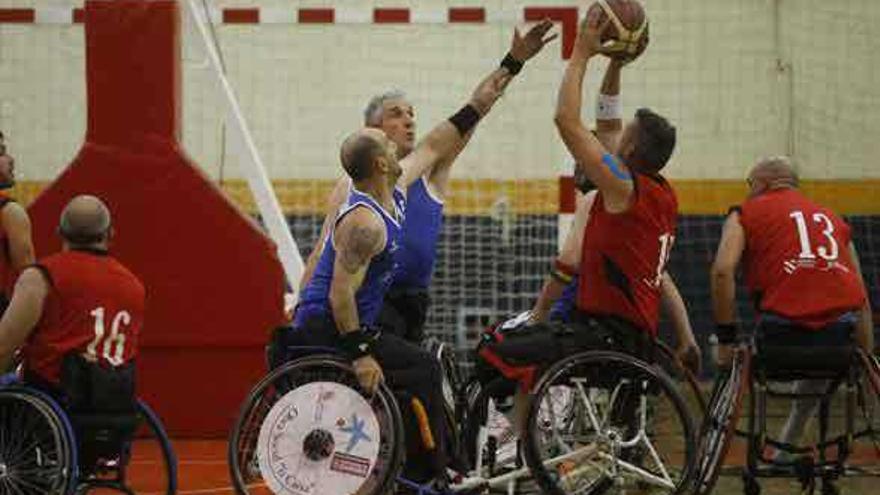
[59,354,139,474]
[755,319,856,381]
[756,344,854,381]
[267,324,341,370]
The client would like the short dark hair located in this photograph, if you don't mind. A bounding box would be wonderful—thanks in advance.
[630,108,676,174]
[341,134,383,182]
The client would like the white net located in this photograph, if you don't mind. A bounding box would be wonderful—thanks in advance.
[0,0,877,371]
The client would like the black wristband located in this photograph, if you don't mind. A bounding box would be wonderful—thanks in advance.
[715,323,738,345]
[500,52,523,76]
[339,327,376,359]
[448,104,481,137]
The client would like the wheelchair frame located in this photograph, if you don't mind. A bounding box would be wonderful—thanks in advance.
[695,336,880,495]
[229,336,700,495]
[0,383,177,495]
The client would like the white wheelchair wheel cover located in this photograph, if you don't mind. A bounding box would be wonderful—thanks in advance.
[257,381,381,495]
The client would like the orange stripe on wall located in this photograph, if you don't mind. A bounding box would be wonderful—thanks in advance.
[12,179,880,216]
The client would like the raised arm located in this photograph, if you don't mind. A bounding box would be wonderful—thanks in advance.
[594,59,625,151]
[299,177,350,291]
[400,19,557,189]
[848,242,875,353]
[531,190,596,321]
[555,17,633,213]
[329,207,387,393]
[661,272,700,375]
[710,211,746,363]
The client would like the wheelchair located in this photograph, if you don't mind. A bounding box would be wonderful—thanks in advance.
[0,356,177,495]
[694,324,880,495]
[228,321,698,495]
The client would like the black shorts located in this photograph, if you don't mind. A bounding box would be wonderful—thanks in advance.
[377,287,430,343]
[475,313,654,391]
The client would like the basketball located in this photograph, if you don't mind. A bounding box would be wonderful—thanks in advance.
[586,0,650,62]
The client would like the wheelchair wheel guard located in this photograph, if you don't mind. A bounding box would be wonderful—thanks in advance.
[229,356,404,495]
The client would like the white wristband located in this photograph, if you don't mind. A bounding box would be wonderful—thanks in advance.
[596,94,622,120]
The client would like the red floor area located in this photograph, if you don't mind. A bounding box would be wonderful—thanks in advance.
[144,438,877,493]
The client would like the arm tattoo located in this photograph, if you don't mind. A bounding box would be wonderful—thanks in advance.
[338,224,382,274]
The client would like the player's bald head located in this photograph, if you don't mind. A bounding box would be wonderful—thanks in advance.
[59,195,112,247]
[340,128,390,182]
[748,156,799,194]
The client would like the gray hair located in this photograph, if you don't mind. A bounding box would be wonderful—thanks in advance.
[754,155,799,188]
[363,89,408,126]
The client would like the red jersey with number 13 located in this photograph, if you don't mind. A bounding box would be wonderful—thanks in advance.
[577,173,678,336]
[739,188,865,328]
[22,249,145,384]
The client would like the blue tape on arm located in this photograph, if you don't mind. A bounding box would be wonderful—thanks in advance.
[602,153,631,180]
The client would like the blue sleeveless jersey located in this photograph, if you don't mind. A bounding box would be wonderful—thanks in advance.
[549,276,579,323]
[295,188,405,327]
[392,176,444,289]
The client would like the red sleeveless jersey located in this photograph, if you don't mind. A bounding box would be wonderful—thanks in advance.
[22,250,145,384]
[739,188,865,328]
[577,173,678,336]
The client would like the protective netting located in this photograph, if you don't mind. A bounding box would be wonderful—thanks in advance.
[0,0,877,374]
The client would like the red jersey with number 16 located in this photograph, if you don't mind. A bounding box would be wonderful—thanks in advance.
[738,188,865,328]
[22,249,145,384]
[577,173,678,336]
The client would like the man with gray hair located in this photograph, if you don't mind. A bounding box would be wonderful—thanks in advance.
[300,20,558,344]
[0,195,145,391]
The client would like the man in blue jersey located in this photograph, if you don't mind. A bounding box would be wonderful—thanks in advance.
[286,49,527,485]
[300,20,558,343]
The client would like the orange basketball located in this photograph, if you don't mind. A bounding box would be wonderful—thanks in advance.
[586,0,650,62]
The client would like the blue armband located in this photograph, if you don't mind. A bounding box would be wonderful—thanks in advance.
[602,153,631,180]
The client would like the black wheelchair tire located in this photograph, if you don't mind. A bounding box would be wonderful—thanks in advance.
[522,350,697,495]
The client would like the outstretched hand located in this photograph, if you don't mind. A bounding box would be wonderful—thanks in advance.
[574,15,613,59]
[509,18,559,63]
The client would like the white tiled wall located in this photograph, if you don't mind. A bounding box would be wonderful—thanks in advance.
[0,0,877,183]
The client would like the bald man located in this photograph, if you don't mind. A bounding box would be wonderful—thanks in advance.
[283,128,453,488]
[0,195,145,391]
[712,157,872,357]
[711,157,873,456]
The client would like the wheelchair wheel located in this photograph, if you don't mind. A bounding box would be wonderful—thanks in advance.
[71,399,177,495]
[851,349,880,476]
[462,378,520,475]
[693,346,750,495]
[522,350,696,495]
[424,337,463,411]
[0,388,77,494]
[228,355,405,495]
